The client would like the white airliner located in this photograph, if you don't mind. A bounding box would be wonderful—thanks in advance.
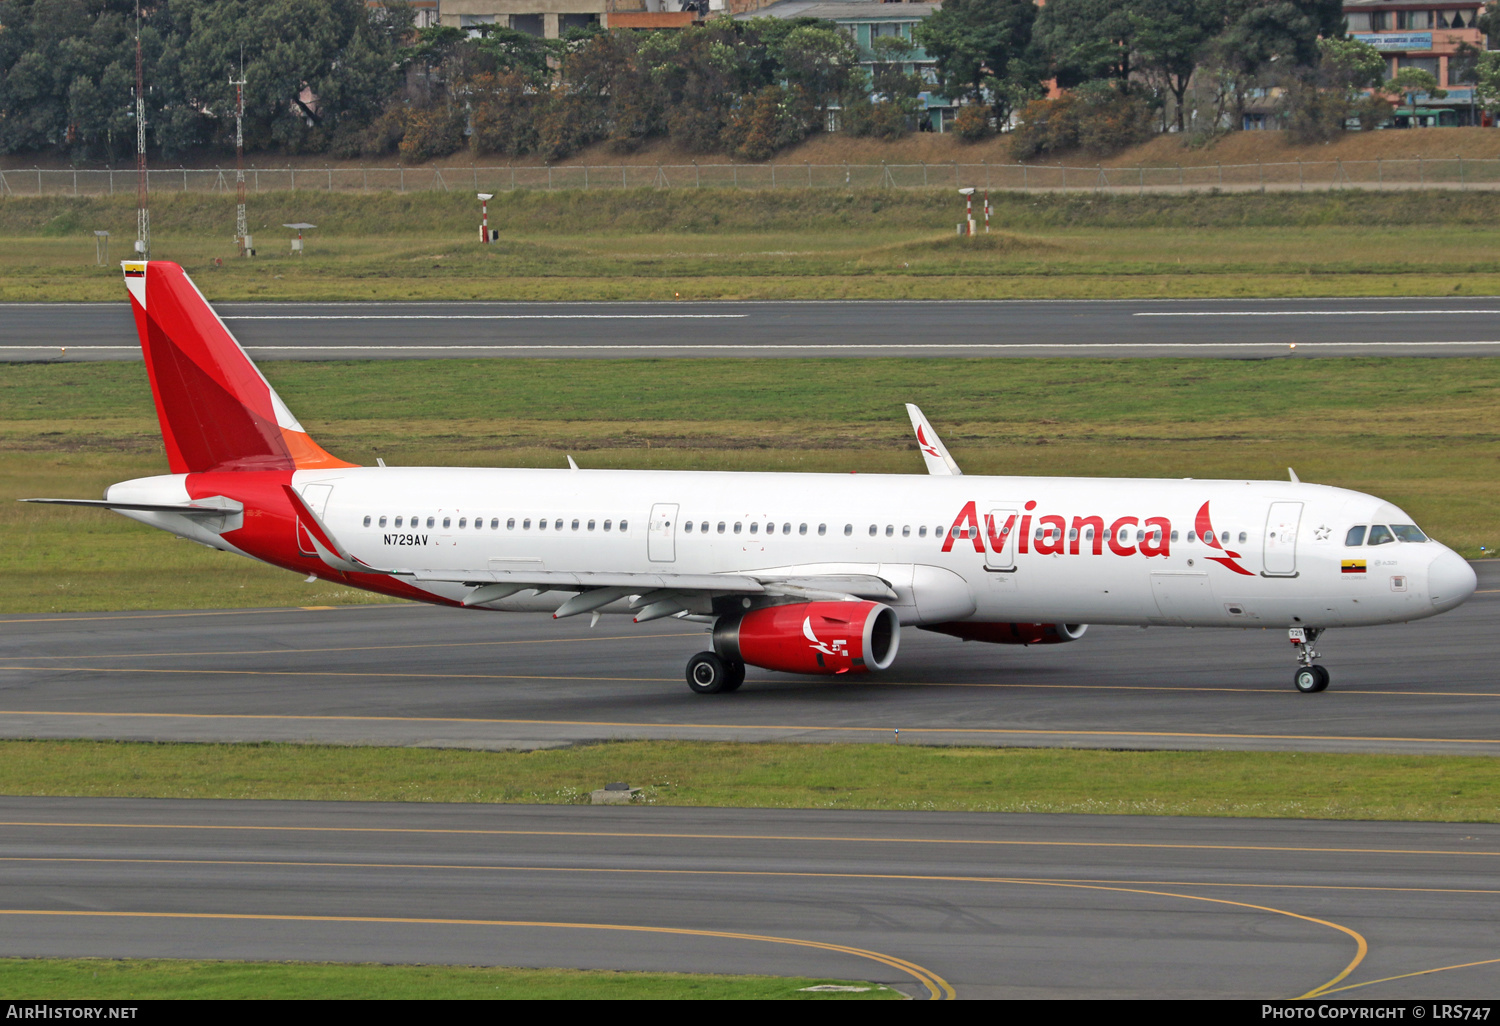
[26,262,1477,694]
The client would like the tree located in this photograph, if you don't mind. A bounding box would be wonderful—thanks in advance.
[1387,66,1447,121]
[1032,0,1138,88]
[1474,49,1500,119]
[1130,0,1224,131]
[914,0,1039,123]
[774,24,856,121]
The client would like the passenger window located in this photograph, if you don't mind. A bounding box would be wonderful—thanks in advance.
[619,520,628,531]
[869,525,877,536]
[1345,526,1367,546]
[571,519,579,531]
[588,519,595,531]
[918,526,927,537]
[1237,531,1247,543]
[554,519,563,531]
[1221,531,1229,544]
[783,523,791,535]
[800,523,808,536]
[1367,525,1395,545]
[604,519,612,531]
[507,518,515,530]
[458,518,467,529]
[426,516,435,529]
[491,518,499,529]
[717,522,725,534]
[818,524,826,536]
[523,518,531,529]
[750,522,759,535]
[377,516,386,528]
[902,525,910,537]
[539,519,547,531]
[734,522,742,534]
[365,516,374,527]
[1071,528,1080,541]
[701,522,708,533]
[936,526,944,537]
[683,521,692,533]
[443,517,451,528]
[844,524,853,536]
[885,525,894,537]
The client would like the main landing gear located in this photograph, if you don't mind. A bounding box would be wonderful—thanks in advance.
[1289,628,1330,693]
[686,651,746,695]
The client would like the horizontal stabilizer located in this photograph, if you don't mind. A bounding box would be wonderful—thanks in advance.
[19,497,243,516]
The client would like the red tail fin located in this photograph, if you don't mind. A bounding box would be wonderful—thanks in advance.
[123,260,353,474]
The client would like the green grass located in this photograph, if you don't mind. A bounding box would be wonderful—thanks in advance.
[0,957,896,999]
[3,739,1500,821]
[9,189,1500,300]
[2,357,1495,613]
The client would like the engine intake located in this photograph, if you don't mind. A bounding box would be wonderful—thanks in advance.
[715,601,900,675]
[921,622,1088,645]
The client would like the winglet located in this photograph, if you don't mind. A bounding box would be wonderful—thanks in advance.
[905,404,963,476]
[1288,467,1300,484]
[282,484,389,575]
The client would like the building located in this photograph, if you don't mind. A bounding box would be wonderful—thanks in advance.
[734,0,956,130]
[1344,0,1487,125]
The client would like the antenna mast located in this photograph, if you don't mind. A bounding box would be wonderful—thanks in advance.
[230,53,248,256]
[134,0,149,258]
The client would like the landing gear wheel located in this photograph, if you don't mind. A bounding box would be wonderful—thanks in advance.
[720,660,746,693]
[687,652,732,694]
[1294,665,1330,693]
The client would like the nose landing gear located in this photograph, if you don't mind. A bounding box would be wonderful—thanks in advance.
[1289,628,1329,693]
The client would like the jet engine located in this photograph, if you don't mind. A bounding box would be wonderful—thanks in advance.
[921,622,1088,645]
[714,600,900,675]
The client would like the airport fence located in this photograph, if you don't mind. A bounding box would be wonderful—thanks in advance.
[4,158,1500,196]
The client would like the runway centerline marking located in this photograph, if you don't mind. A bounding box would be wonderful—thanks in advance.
[4,633,700,660]
[1136,310,1500,317]
[0,879,1360,998]
[7,341,1500,353]
[7,821,1497,858]
[0,910,951,1000]
[1,705,1497,748]
[220,314,749,321]
[1318,956,1500,996]
[12,856,1500,896]
[5,666,1500,701]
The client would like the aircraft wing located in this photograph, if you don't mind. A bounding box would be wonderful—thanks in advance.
[405,569,898,621]
[905,404,963,476]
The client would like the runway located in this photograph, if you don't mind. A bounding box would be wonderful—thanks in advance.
[5,796,1500,998]
[6,298,1500,359]
[1,562,1495,755]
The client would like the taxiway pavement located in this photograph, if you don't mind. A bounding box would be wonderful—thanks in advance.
[6,298,1500,359]
[1,562,1494,756]
[4,796,1499,999]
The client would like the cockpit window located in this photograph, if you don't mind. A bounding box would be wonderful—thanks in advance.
[1367,524,1395,546]
[1391,524,1428,543]
[1344,526,1367,546]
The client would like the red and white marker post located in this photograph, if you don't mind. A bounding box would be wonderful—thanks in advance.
[477,192,494,243]
[958,187,976,237]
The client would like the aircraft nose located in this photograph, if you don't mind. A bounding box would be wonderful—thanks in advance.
[1428,548,1478,612]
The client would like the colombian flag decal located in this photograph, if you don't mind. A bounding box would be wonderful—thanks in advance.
[1342,560,1367,574]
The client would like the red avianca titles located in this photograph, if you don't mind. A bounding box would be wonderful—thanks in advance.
[26,262,1478,695]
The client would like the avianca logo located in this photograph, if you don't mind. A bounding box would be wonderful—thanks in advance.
[803,616,848,657]
[916,425,941,459]
[939,499,1253,575]
[1195,500,1254,576]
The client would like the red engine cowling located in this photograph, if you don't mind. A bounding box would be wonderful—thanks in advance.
[714,601,900,675]
[921,622,1088,645]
